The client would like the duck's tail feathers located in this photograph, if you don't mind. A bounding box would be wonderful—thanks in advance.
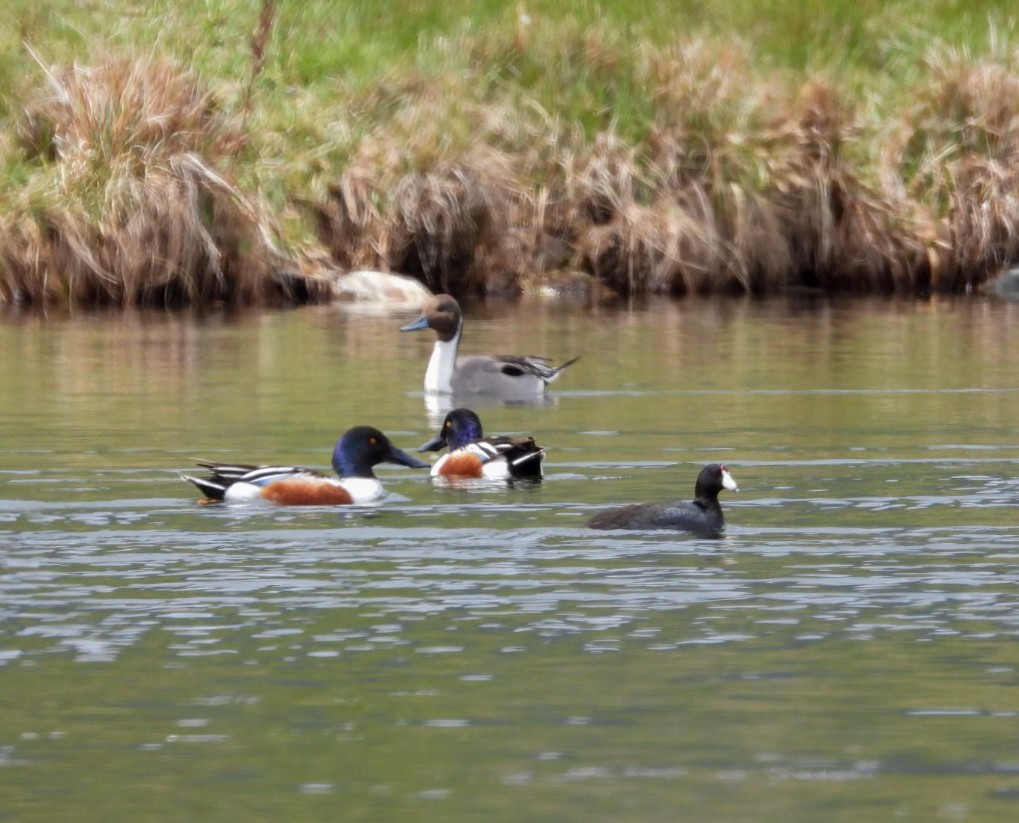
[506,442,545,479]
[180,473,227,501]
[510,448,544,467]
[543,354,581,384]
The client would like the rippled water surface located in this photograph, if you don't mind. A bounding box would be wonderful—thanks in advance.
[2,295,1019,822]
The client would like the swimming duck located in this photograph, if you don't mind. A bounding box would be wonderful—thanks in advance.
[587,463,738,536]
[400,294,579,399]
[418,407,544,480]
[181,426,429,505]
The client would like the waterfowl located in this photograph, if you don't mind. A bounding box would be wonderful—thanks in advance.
[418,407,544,480]
[400,294,579,399]
[181,426,429,505]
[587,463,738,536]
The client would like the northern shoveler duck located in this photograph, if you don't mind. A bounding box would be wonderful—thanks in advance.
[418,407,544,480]
[587,463,738,536]
[400,294,579,399]
[181,426,429,505]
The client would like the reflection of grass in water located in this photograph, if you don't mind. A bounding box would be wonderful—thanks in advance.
[2,1,1019,305]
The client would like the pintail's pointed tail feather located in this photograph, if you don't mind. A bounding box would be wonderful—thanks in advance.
[545,354,581,382]
[529,353,581,384]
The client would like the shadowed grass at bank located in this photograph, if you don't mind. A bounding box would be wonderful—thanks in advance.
[1,1,1019,306]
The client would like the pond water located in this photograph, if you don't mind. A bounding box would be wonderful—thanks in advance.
[1,294,1018,822]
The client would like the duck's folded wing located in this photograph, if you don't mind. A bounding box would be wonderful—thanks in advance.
[193,461,322,486]
[493,354,580,382]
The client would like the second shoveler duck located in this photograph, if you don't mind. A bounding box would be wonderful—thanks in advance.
[587,463,738,536]
[181,426,429,505]
[400,294,580,399]
[418,408,544,480]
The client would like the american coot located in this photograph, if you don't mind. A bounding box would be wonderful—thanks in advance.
[587,463,738,536]
[181,426,429,505]
[418,408,544,480]
[400,294,580,399]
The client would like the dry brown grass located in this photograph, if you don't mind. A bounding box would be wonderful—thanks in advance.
[308,34,1019,299]
[305,45,928,298]
[913,54,1019,290]
[0,52,331,307]
[6,25,1019,305]
[313,133,539,297]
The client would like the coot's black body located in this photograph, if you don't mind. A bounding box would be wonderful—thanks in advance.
[587,463,738,537]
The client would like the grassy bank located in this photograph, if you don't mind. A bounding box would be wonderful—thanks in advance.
[1,0,1018,306]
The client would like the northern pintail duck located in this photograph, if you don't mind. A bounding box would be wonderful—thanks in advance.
[400,294,579,399]
[587,463,738,536]
[418,407,544,480]
[181,426,428,505]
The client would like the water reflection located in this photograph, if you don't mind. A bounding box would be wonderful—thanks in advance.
[420,388,557,426]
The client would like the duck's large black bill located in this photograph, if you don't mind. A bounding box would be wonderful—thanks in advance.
[385,445,431,470]
[417,434,447,453]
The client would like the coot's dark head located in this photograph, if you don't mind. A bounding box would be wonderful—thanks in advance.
[694,463,739,502]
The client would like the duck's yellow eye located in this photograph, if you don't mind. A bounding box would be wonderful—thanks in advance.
[369,437,377,445]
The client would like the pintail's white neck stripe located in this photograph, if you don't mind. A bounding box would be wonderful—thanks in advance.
[424,323,461,394]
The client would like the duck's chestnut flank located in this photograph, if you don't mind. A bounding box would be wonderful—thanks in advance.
[181,426,429,506]
[418,407,545,481]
